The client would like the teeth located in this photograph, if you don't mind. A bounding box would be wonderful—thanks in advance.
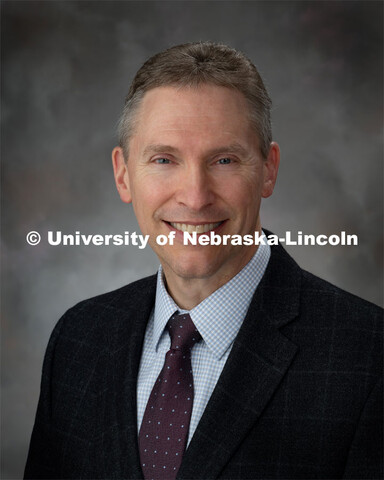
[170,222,222,233]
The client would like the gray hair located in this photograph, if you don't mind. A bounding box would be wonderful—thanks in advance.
[118,42,272,159]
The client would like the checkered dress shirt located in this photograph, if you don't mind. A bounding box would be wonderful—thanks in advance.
[137,241,271,446]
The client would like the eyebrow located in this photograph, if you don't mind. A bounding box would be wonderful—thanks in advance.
[142,144,179,156]
[142,142,248,157]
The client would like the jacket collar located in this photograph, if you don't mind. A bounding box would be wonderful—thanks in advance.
[101,276,157,479]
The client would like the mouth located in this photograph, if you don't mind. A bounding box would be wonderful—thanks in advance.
[167,221,224,234]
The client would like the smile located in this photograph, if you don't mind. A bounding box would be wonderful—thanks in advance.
[168,222,223,234]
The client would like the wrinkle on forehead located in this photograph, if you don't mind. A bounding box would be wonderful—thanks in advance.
[130,85,259,155]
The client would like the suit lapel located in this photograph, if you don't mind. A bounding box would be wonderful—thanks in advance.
[101,276,157,479]
[177,244,301,480]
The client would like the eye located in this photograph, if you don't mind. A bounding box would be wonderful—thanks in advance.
[217,158,232,165]
[154,158,171,164]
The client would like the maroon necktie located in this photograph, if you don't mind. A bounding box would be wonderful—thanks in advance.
[139,313,201,480]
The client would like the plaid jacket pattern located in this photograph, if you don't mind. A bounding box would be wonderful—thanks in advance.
[24,243,383,479]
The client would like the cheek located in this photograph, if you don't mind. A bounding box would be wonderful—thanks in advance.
[131,177,170,220]
[220,175,263,227]
[219,173,262,203]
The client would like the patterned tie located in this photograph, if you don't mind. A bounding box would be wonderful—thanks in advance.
[139,313,201,480]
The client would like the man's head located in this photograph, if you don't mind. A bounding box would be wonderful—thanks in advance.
[112,42,279,305]
[118,42,272,160]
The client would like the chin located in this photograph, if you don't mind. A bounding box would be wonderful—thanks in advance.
[160,248,226,280]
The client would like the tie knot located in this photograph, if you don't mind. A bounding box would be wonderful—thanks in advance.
[167,313,201,352]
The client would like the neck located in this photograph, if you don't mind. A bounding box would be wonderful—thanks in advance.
[162,245,258,310]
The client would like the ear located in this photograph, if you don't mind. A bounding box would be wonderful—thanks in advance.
[112,147,132,203]
[261,141,280,198]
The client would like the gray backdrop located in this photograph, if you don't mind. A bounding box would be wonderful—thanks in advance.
[2,1,383,477]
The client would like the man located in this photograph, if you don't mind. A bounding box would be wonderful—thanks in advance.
[25,42,382,479]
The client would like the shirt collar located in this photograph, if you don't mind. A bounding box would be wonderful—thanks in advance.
[153,240,271,360]
[153,272,180,350]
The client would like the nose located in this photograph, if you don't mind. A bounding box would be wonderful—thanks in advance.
[175,163,215,212]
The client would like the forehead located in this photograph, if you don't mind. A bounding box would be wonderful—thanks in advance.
[131,85,257,152]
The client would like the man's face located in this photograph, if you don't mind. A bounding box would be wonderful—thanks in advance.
[113,85,279,288]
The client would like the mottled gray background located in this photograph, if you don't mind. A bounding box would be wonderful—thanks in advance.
[1,1,383,477]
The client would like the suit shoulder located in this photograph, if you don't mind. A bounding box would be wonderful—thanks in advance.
[57,274,157,333]
[280,268,383,380]
[69,274,156,312]
[300,269,383,328]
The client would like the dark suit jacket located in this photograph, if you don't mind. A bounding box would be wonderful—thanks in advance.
[24,243,383,479]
